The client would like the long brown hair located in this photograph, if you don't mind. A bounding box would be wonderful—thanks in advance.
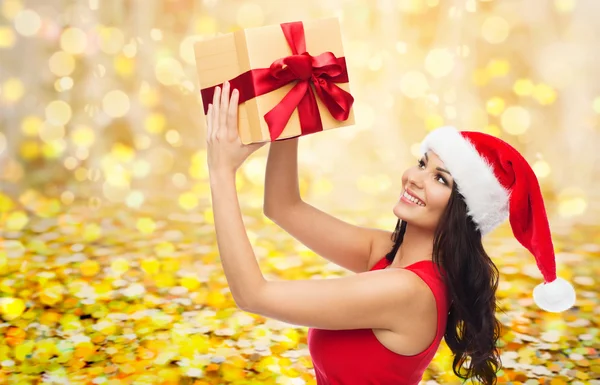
[385,182,503,384]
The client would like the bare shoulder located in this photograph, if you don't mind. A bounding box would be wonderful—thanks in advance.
[366,229,395,270]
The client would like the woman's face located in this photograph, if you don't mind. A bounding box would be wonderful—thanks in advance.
[393,150,455,232]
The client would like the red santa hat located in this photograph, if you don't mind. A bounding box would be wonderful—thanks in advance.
[420,126,576,313]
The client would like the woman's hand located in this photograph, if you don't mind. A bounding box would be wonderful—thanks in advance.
[206,80,267,176]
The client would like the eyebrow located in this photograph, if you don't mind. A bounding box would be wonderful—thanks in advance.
[424,152,452,176]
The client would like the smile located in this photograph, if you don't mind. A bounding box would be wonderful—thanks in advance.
[401,190,426,206]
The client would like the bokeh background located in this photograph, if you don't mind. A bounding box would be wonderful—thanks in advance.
[1,0,599,384]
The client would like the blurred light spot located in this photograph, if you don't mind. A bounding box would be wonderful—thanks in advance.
[147,147,174,175]
[134,134,151,150]
[368,53,383,71]
[89,0,99,10]
[123,40,137,57]
[471,68,489,87]
[49,51,75,76]
[45,100,72,125]
[592,97,600,113]
[145,113,166,134]
[155,57,183,86]
[465,0,477,12]
[444,106,456,120]
[443,89,456,104]
[481,16,510,44]
[486,58,510,77]
[150,28,163,41]
[58,77,74,91]
[102,90,130,118]
[2,0,23,20]
[60,27,87,55]
[60,190,75,205]
[165,129,181,147]
[75,146,89,160]
[194,16,218,34]
[0,132,6,155]
[137,217,156,234]
[14,9,41,36]
[400,71,429,99]
[87,167,101,181]
[172,173,187,188]
[21,116,42,137]
[532,83,557,105]
[19,140,41,160]
[469,107,489,128]
[2,78,24,102]
[557,187,587,217]
[425,48,455,78]
[39,121,65,142]
[93,64,106,78]
[483,124,501,137]
[532,160,551,179]
[425,114,444,131]
[501,106,530,135]
[0,26,16,48]
[99,27,124,54]
[114,55,134,77]
[103,181,130,203]
[64,156,79,170]
[236,3,264,28]
[513,78,534,96]
[179,192,198,211]
[555,0,576,13]
[486,97,505,116]
[132,159,151,179]
[70,125,95,147]
[180,35,201,65]
[74,167,88,181]
[126,191,145,209]
[395,41,407,54]
[139,82,160,107]
[42,138,67,158]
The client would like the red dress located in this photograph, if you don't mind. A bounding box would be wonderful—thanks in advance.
[307,256,451,385]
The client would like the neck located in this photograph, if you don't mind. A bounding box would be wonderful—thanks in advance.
[392,222,434,267]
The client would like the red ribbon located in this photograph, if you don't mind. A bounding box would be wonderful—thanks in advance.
[200,21,354,141]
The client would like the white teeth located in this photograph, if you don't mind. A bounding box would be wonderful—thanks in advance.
[403,190,425,206]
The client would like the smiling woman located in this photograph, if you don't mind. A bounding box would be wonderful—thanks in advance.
[211,119,576,385]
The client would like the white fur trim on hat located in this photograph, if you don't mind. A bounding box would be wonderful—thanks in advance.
[419,126,511,236]
[533,277,577,313]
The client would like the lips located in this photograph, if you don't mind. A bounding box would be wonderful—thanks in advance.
[405,188,425,205]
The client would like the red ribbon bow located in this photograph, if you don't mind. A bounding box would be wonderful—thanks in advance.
[200,21,354,141]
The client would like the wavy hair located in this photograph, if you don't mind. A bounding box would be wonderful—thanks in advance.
[384,181,503,385]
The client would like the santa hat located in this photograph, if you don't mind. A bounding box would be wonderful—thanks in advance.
[420,126,576,313]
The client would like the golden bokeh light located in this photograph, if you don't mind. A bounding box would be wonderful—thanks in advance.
[99,26,125,55]
[48,51,76,77]
[45,100,72,125]
[13,8,41,36]
[155,57,184,86]
[481,16,510,44]
[400,71,429,98]
[102,90,130,118]
[0,26,16,48]
[60,27,88,55]
[424,48,455,78]
[501,106,531,135]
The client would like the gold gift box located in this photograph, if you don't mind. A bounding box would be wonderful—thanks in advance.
[194,17,355,145]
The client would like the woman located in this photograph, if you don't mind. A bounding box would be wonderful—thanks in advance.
[205,82,576,385]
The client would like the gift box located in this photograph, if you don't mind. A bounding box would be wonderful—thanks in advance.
[194,17,355,145]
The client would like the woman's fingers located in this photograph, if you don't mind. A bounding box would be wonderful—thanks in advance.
[219,81,230,131]
[228,88,239,136]
[206,104,213,141]
[211,86,221,141]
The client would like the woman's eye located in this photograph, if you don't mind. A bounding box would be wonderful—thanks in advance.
[419,159,447,185]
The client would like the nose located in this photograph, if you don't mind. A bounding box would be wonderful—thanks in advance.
[407,173,424,189]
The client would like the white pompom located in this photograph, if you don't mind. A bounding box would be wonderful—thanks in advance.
[533,277,576,313]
